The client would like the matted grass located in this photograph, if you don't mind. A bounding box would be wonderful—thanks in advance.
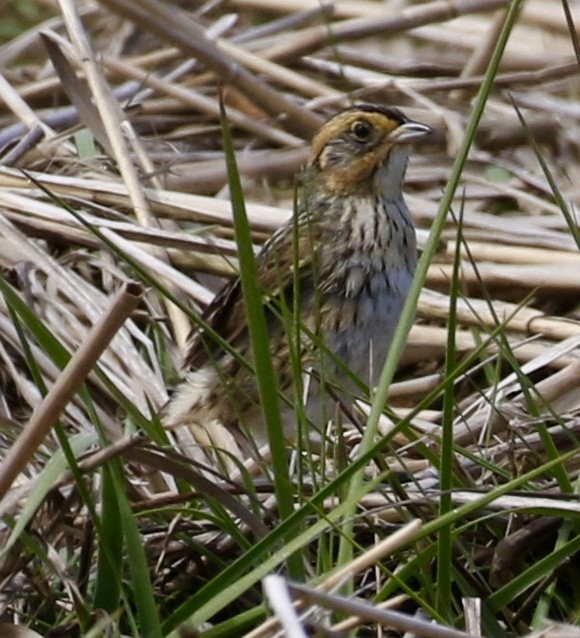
[0,1,579,636]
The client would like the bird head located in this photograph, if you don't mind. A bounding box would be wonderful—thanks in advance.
[309,104,431,195]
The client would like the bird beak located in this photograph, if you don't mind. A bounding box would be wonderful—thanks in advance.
[391,120,432,144]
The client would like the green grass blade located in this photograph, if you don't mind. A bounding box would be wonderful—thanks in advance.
[111,457,163,638]
[436,204,464,619]
[488,531,580,613]
[218,95,300,578]
[338,0,524,571]
[93,464,123,612]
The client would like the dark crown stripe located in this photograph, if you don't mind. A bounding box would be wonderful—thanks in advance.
[339,103,407,124]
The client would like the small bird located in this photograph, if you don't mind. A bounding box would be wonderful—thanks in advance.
[165,104,431,462]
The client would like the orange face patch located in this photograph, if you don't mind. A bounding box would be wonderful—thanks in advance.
[310,110,403,164]
[309,109,406,194]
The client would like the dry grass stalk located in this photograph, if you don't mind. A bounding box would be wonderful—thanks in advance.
[0,282,142,501]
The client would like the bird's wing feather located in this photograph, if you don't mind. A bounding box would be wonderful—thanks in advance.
[183,209,322,370]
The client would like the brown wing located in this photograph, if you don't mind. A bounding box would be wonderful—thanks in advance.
[183,209,322,370]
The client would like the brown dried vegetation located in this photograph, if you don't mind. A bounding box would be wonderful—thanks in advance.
[0,1,579,636]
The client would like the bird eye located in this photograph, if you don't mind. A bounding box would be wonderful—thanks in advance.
[351,119,372,142]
